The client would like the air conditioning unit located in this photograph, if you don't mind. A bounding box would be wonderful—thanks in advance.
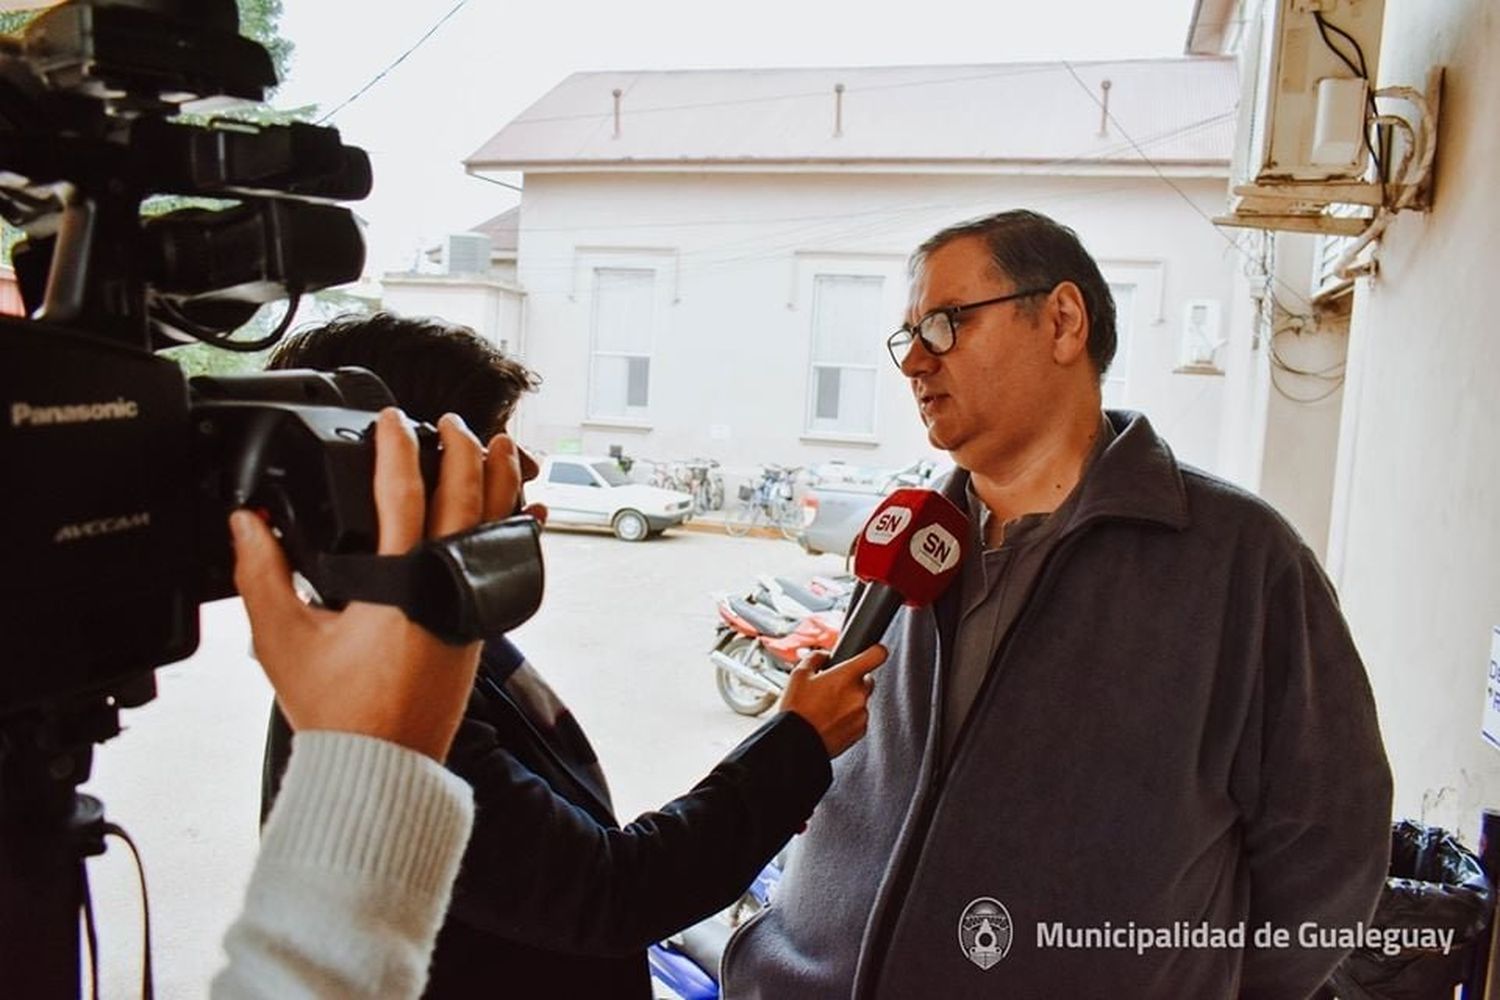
[444,233,492,276]
[1217,0,1385,235]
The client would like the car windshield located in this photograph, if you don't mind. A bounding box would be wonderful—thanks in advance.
[591,461,630,487]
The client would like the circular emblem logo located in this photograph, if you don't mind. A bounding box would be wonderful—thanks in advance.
[864,505,913,545]
[958,897,1013,970]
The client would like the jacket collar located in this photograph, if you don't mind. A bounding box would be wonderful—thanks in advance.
[942,409,1189,538]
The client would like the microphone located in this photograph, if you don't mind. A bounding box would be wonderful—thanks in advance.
[825,488,970,667]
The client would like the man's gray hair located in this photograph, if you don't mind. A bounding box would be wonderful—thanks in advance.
[910,210,1117,377]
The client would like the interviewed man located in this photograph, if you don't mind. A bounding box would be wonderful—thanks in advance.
[721,210,1392,999]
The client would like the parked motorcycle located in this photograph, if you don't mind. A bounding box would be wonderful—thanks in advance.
[648,857,783,999]
[757,573,854,618]
[709,578,845,716]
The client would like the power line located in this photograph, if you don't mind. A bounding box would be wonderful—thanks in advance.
[432,114,1236,285]
[1059,60,1315,312]
[464,109,1233,239]
[317,0,470,126]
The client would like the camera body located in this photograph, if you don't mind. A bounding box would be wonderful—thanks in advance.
[2,316,196,710]
[0,313,443,712]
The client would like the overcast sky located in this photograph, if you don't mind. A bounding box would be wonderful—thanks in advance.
[272,0,1198,276]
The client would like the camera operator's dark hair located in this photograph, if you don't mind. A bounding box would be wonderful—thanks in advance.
[911,210,1117,377]
[269,312,541,438]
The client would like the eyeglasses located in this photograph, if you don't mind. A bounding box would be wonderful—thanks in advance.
[886,287,1054,368]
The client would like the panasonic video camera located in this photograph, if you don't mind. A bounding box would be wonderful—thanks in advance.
[0,1,534,715]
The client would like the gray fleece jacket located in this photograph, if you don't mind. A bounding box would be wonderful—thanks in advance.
[722,411,1392,1000]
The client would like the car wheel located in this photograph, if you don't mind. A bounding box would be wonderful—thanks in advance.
[613,509,649,542]
[715,635,778,716]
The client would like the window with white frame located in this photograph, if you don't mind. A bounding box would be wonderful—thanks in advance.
[588,267,654,420]
[807,274,882,436]
[1103,281,1136,409]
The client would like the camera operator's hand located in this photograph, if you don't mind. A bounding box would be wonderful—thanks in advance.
[230,408,523,761]
[778,644,887,758]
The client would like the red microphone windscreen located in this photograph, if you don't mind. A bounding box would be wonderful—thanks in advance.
[851,488,970,606]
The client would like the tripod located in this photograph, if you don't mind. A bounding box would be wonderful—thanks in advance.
[0,674,155,999]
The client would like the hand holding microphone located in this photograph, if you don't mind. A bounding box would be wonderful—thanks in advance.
[778,488,969,758]
[780,645,887,757]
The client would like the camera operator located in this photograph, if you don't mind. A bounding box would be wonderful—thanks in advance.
[211,407,520,998]
[2,5,561,995]
[258,313,886,998]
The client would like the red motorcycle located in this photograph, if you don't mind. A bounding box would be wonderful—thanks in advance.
[709,583,843,716]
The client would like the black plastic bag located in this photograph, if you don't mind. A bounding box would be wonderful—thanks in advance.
[1328,820,1494,1000]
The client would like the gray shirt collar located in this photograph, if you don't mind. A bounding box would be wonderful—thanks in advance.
[963,412,1117,552]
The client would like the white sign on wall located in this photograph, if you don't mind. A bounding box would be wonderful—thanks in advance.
[1482,627,1500,751]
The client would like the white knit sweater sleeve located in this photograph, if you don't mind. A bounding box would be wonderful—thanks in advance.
[211,731,475,1000]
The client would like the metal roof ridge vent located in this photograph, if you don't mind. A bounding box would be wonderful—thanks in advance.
[612,88,623,139]
[1098,79,1112,137]
[833,82,845,138]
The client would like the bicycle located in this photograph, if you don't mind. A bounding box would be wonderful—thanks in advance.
[725,465,804,540]
[640,458,682,492]
[681,457,725,514]
[642,456,725,514]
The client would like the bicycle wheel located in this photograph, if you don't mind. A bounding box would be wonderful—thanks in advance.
[775,500,804,541]
[724,503,760,537]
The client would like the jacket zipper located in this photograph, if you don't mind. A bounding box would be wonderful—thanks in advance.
[854,527,1091,1000]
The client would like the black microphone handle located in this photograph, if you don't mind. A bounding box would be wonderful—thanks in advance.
[825,583,905,669]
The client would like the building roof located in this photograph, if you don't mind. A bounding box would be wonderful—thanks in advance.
[466,57,1237,175]
[422,206,519,263]
[469,206,520,252]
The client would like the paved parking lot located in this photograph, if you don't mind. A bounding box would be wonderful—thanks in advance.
[82,524,846,997]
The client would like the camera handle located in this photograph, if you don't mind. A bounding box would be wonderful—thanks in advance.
[1,678,155,999]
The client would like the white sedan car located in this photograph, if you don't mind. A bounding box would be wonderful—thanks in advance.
[531,455,695,541]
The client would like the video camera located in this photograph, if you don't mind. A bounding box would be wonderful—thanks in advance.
[0,0,542,715]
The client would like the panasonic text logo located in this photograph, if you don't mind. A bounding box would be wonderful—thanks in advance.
[11,398,140,428]
[910,523,961,574]
[864,506,913,546]
[54,512,151,544]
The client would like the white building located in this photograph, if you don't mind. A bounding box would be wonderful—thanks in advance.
[452,58,1240,487]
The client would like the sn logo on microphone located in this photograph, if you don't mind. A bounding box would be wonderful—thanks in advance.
[910,524,961,574]
[864,506,913,546]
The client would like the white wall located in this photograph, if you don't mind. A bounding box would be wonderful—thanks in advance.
[1214,231,1270,491]
[1219,232,1351,561]
[1326,0,1500,840]
[511,170,1237,482]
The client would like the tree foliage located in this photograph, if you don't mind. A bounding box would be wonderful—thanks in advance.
[0,11,38,36]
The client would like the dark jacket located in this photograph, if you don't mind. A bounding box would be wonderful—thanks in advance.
[263,638,832,998]
[723,410,1393,1000]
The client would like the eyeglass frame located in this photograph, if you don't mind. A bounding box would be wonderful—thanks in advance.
[886,286,1055,368]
